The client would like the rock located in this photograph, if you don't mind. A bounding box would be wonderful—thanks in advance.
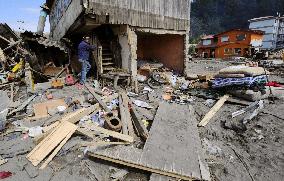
[230,86,284,101]
[24,163,39,178]
[186,73,198,80]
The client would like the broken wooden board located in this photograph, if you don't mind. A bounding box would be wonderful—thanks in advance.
[120,92,135,137]
[27,121,77,166]
[150,173,177,181]
[89,103,210,180]
[121,92,135,137]
[34,105,98,144]
[80,141,130,147]
[61,104,99,124]
[88,146,195,180]
[198,95,229,127]
[39,129,74,169]
[129,100,149,140]
[79,125,134,143]
[118,94,129,135]
[85,84,111,112]
[33,99,67,119]
[7,94,37,116]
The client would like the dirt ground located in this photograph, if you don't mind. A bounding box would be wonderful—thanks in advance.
[188,59,284,181]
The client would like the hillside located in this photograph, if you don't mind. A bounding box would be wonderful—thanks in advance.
[191,0,284,40]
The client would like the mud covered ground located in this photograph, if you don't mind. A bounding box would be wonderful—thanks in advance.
[0,59,283,181]
[188,59,284,181]
[193,98,284,181]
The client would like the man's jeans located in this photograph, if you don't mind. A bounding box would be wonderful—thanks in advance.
[79,59,91,84]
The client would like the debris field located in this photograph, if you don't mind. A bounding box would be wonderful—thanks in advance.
[0,24,284,181]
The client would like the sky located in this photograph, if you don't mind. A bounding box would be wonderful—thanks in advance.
[0,0,50,32]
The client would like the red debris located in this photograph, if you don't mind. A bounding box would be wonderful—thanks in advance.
[0,171,12,179]
[266,81,283,87]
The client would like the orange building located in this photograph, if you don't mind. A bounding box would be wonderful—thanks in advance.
[196,29,264,59]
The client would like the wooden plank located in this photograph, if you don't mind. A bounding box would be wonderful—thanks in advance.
[27,121,77,166]
[39,128,75,169]
[89,151,193,181]
[101,93,118,103]
[80,141,130,147]
[34,105,98,144]
[10,82,14,102]
[129,100,149,140]
[120,92,135,137]
[140,103,205,179]
[8,94,37,116]
[150,173,178,181]
[80,125,134,143]
[61,105,99,124]
[85,84,111,112]
[119,94,129,135]
[88,103,210,180]
[198,95,229,127]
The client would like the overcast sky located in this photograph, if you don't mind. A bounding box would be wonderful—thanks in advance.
[0,0,50,32]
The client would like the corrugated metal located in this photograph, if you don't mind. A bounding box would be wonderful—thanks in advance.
[87,0,191,31]
[21,31,67,52]
[36,37,66,51]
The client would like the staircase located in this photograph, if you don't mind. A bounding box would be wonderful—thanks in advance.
[98,40,116,74]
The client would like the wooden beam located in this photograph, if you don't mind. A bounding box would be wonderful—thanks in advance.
[88,152,193,181]
[79,125,134,143]
[10,82,14,102]
[27,121,77,166]
[80,141,130,147]
[34,105,98,144]
[198,95,229,127]
[120,92,135,137]
[39,129,74,169]
[85,85,111,112]
[129,101,149,140]
[61,104,99,124]
[119,94,129,135]
[7,94,37,116]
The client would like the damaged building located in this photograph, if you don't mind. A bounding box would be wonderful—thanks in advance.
[249,16,284,50]
[45,0,191,80]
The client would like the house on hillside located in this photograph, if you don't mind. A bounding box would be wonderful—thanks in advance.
[45,0,191,79]
[196,29,264,59]
[249,16,284,50]
[196,35,217,58]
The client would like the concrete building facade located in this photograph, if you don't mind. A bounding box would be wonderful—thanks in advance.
[249,16,284,50]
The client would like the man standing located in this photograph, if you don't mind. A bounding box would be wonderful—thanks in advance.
[78,36,96,85]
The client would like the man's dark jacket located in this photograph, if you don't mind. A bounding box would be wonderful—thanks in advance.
[78,41,96,60]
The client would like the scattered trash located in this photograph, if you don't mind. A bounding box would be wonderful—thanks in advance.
[0,109,8,131]
[133,100,153,109]
[0,171,12,179]
[202,139,224,157]
[28,126,43,138]
[137,74,147,83]
[0,156,8,166]
[143,86,154,93]
[57,106,67,114]
[204,99,216,108]
[0,18,282,181]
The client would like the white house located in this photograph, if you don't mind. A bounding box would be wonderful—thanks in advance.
[249,16,284,50]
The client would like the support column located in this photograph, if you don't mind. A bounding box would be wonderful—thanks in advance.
[118,25,138,86]
[184,32,190,75]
